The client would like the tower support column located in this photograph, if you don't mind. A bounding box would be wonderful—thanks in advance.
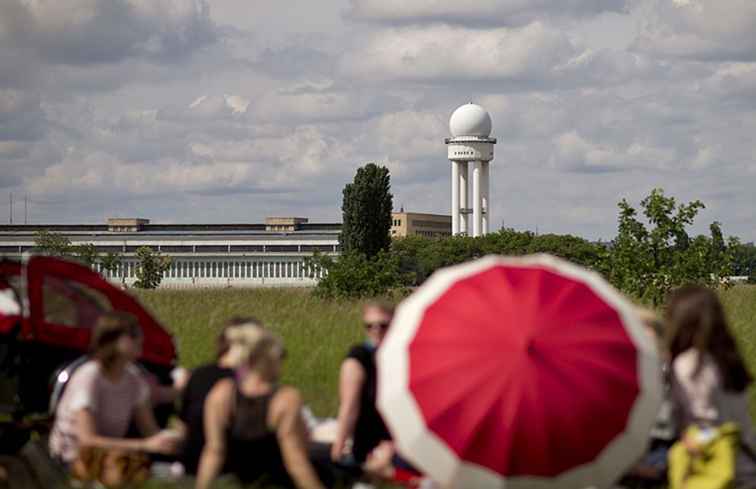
[472,161,482,237]
[460,162,469,235]
[451,161,460,235]
[482,161,489,235]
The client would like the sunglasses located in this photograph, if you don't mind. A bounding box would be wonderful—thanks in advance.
[364,321,391,331]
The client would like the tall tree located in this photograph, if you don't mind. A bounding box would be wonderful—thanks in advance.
[340,163,393,258]
[606,188,735,305]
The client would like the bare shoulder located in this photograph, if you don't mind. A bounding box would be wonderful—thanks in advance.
[273,385,303,409]
[207,378,235,406]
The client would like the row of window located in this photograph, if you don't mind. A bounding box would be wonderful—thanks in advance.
[391,219,403,227]
[411,220,452,229]
[413,231,452,238]
[0,244,337,254]
[95,260,324,280]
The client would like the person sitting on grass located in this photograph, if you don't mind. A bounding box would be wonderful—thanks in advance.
[665,286,756,489]
[331,301,394,465]
[196,324,326,489]
[176,316,261,475]
[49,311,178,470]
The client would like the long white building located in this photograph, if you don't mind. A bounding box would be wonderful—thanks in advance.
[0,217,340,287]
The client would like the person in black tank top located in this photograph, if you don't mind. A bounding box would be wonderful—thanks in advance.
[226,384,292,485]
[196,324,325,489]
[332,301,394,463]
[177,316,257,474]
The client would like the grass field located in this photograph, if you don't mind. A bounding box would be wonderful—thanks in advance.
[135,285,756,418]
[127,284,756,489]
[135,288,369,417]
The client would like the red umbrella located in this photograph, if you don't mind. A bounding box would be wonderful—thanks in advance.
[377,255,661,489]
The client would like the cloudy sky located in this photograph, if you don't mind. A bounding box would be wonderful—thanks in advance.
[1,0,754,240]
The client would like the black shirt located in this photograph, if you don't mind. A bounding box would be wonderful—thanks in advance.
[226,385,292,486]
[179,364,233,474]
[346,343,391,462]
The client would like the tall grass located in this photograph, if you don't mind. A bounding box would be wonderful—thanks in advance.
[102,286,756,489]
[135,288,366,416]
[135,285,756,419]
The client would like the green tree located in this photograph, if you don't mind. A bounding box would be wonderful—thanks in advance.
[340,163,393,258]
[732,242,756,283]
[34,230,74,257]
[34,231,121,275]
[310,251,411,299]
[133,247,171,289]
[606,188,735,305]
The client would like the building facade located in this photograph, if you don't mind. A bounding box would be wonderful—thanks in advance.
[391,212,452,239]
[0,218,340,288]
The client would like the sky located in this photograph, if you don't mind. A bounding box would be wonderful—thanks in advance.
[0,0,755,241]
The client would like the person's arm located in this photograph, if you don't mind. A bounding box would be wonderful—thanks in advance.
[75,409,173,453]
[133,402,161,437]
[331,358,366,460]
[196,379,234,489]
[271,387,326,489]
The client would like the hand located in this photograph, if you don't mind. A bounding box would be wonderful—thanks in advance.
[142,430,181,455]
[330,438,346,461]
[171,367,190,391]
[363,441,395,479]
[683,433,701,456]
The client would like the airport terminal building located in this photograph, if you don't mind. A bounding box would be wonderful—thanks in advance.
[0,212,452,288]
[0,217,340,287]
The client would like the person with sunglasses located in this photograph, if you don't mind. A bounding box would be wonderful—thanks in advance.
[331,301,394,465]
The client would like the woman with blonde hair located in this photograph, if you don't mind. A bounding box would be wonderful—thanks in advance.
[196,323,325,489]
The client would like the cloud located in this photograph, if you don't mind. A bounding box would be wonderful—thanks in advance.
[340,22,656,88]
[632,0,756,61]
[0,89,47,142]
[0,0,217,65]
[345,0,627,27]
[341,23,577,82]
[548,131,678,173]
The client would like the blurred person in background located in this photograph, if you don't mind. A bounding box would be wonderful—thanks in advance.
[331,301,394,464]
[666,286,756,489]
[49,312,177,470]
[176,316,261,475]
[196,323,325,489]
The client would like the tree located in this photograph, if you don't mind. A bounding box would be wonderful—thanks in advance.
[606,188,736,305]
[34,231,121,275]
[133,246,171,289]
[34,230,74,257]
[310,250,411,299]
[340,163,393,258]
[732,242,756,283]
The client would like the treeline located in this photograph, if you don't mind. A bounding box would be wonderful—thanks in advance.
[314,163,753,303]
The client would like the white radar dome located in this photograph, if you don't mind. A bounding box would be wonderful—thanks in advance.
[449,103,492,138]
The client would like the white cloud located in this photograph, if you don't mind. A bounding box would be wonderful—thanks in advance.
[346,0,627,26]
[0,0,217,65]
[341,23,577,82]
[632,0,756,61]
[3,0,756,239]
[548,130,678,172]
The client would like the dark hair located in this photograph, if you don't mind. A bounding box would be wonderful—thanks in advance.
[90,311,141,369]
[665,285,751,392]
[216,316,262,359]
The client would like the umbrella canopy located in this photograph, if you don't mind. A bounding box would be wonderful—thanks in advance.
[377,255,661,489]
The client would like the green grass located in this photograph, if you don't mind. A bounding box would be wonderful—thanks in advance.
[117,285,756,489]
[134,288,367,417]
[720,285,756,370]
